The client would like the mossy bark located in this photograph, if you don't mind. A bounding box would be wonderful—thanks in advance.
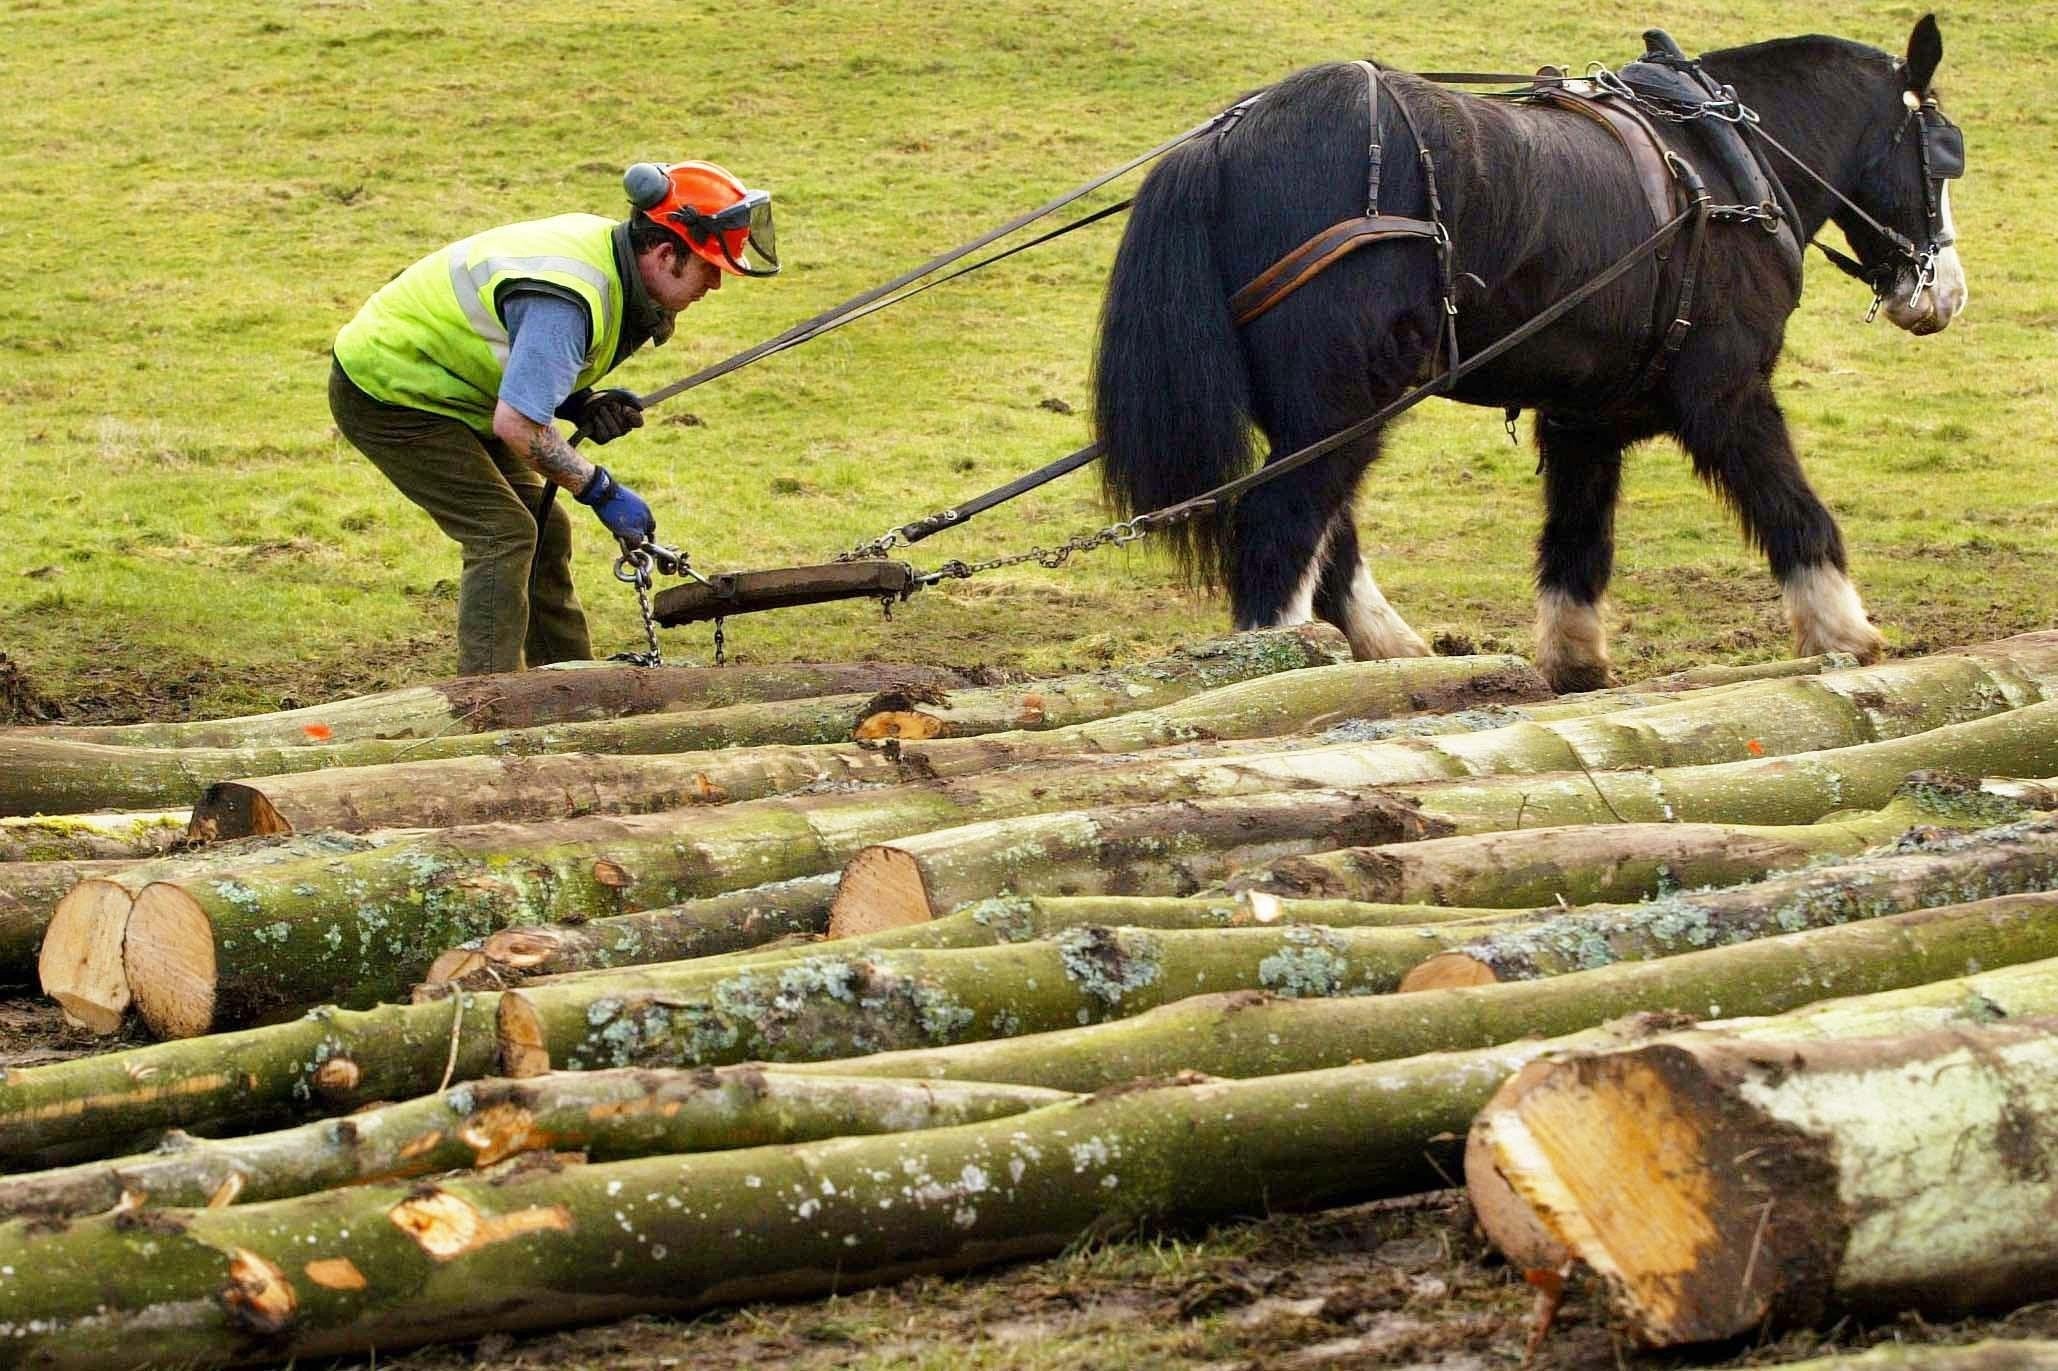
[421,715,2058,992]
[0,628,1346,815]
[111,653,2058,1035]
[0,1068,1067,1220]
[37,830,418,1034]
[779,892,2058,1092]
[828,787,1455,930]
[494,921,1508,1076]
[1231,785,2026,909]
[0,810,186,862]
[7,958,2058,1370]
[445,889,1505,988]
[1389,699,2058,835]
[1471,1018,2058,1346]
[188,652,1533,840]
[13,662,983,750]
[0,995,502,1168]
[0,858,124,980]
[1404,816,2058,988]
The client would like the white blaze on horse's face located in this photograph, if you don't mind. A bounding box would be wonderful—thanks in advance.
[1882,183,1969,335]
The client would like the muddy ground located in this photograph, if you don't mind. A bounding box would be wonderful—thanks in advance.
[352,1195,2058,1370]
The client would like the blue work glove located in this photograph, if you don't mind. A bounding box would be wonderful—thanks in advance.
[576,465,657,543]
[556,387,645,445]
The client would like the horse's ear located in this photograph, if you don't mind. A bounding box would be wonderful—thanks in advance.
[1904,13,1943,94]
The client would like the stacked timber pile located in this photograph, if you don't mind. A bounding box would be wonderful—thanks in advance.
[1,627,2056,1366]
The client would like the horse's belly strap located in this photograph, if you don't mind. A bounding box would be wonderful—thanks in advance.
[1231,214,1442,325]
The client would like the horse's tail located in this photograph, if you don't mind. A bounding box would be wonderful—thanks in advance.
[1092,140,1253,587]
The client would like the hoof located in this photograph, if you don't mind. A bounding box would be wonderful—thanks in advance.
[1783,566,1885,665]
[1544,661,1616,695]
[1797,622,1886,665]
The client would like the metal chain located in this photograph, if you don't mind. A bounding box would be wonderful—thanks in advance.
[916,515,1157,586]
[611,539,710,668]
[838,530,901,562]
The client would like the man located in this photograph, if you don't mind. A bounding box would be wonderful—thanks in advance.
[329,160,779,675]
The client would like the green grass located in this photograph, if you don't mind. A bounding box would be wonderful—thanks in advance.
[2,0,2052,724]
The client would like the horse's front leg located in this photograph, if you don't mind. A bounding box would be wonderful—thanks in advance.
[1533,415,1627,692]
[1674,378,1887,662]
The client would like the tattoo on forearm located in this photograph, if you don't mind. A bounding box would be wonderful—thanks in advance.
[525,426,596,492]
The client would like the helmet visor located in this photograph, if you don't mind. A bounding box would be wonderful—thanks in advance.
[667,186,780,276]
[709,189,779,276]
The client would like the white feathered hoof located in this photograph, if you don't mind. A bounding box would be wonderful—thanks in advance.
[1535,591,1613,693]
[1782,565,1886,663]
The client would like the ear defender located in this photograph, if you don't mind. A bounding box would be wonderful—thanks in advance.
[624,162,671,212]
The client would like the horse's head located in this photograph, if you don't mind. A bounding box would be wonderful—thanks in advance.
[1836,15,1968,334]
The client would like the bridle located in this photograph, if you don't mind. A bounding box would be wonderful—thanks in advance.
[1759,88,1964,320]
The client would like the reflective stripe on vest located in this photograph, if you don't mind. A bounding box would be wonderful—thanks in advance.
[334,214,626,434]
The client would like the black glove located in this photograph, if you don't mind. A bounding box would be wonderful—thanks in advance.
[556,387,645,445]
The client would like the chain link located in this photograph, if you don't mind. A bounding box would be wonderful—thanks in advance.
[916,515,1159,586]
[838,530,902,562]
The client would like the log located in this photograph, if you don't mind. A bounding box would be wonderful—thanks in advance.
[426,710,2058,991]
[1628,652,1852,691]
[439,887,1506,989]
[37,830,420,1034]
[838,777,2023,931]
[1724,1344,2058,1371]
[14,660,983,749]
[1227,778,2027,908]
[493,920,1510,1077]
[844,623,1352,739]
[188,652,1539,839]
[520,893,1517,995]
[0,1065,1503,1366]
[0,1068,1067,1221]
[1,859,126,986]
[1403,815,2058,990]
[1984,775,2058,809]
[0,994,501,1168]
[0,810,186,863]
[106,650,2058,1037]
[8,900,2058,1176]
[10,962,2058,1369]
[0,626,1345,815]
[1384,698,2058,835]
[1468,1019,2058,1346]
[827,787,1456,934]
[775,892,2058,1092]
[422,874,842,989]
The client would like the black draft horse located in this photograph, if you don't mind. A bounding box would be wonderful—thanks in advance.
[1093,18,1968,691]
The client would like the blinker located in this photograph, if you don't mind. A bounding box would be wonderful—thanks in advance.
[1924,117,1965,180]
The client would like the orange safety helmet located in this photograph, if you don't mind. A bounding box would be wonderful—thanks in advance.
[623,160,780,277]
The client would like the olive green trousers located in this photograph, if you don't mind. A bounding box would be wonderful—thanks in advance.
[329,363,592,676]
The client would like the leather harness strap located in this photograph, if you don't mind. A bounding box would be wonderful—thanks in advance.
[1230,61,1454,352]
[1231,215,1442,325]
[1530,86,1682,232]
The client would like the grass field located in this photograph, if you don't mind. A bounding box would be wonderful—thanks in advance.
[1,0,2051,725]
[2,2,2055,1365]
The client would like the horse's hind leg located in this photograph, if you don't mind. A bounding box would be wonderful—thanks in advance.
[1674,378,1886,661]
[1226,431,1428,660]
[1533,414,1629,692]
[1313,512,1431,660]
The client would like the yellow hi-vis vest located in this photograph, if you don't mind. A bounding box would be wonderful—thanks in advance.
[333,214,626,435]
